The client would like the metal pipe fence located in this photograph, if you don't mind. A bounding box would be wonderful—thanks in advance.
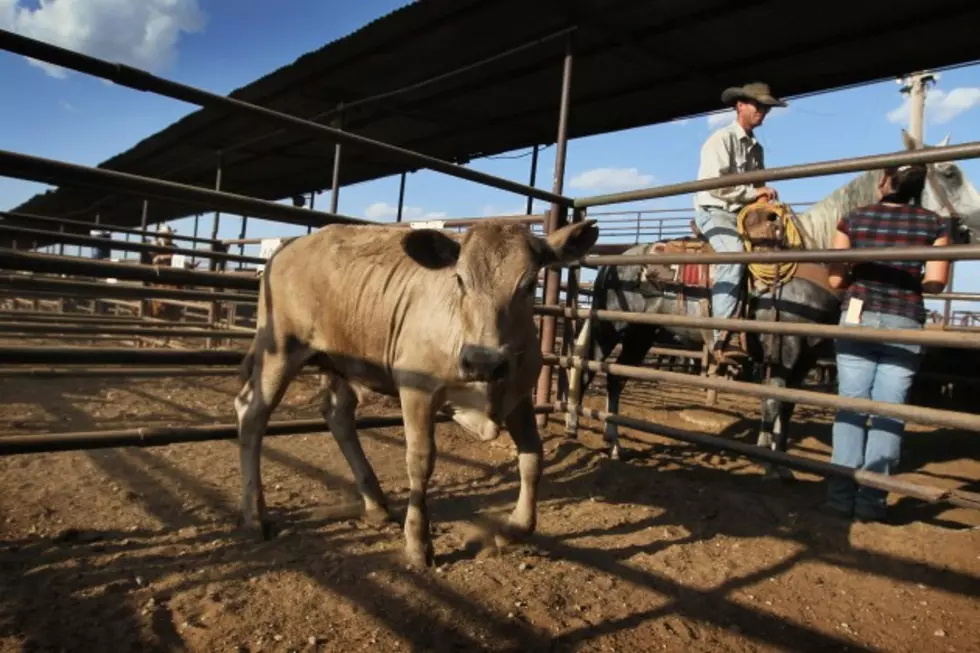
[0,275,257,304]
[574,140,980,208]
[0,149,370,231]
[549,354,980,434]
[0,404,562,456]
[531,130,980,512]
[0,222,262,265]
[0,250,261,291]
[536,305,980,350]
[564,403,980,511]
[0,210,221,247]
[0,323,254,339]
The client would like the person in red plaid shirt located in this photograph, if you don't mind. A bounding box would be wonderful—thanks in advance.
[824,163,951,521]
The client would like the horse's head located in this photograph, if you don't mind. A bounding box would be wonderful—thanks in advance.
[902,130,980,244]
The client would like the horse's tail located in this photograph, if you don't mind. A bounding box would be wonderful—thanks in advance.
[590,261,613,312]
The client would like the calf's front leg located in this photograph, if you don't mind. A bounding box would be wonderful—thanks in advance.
[496,395,543,548]
[399,387,437,569]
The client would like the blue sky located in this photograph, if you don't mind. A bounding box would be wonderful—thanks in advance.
[3,0,980,317]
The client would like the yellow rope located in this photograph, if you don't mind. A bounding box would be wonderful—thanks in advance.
[736,200,802,288]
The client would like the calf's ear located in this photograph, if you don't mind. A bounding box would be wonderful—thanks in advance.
[538,219,599,267]
[403,229,462,270]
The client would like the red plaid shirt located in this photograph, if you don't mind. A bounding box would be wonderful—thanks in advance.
[836,202,948,324]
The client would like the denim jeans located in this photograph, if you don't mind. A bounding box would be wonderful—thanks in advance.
[828,308,923,518]
[693,207,745,344]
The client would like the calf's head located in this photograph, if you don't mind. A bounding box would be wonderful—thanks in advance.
[403,219,599,384]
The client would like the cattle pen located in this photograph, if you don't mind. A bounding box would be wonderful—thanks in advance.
[2,2,980,651]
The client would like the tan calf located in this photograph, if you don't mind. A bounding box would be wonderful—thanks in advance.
[234,218,599,568]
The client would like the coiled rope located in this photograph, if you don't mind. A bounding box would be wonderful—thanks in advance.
[736,200,802,288]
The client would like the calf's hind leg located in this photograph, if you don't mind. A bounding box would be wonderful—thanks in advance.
[321,376,391,524]
[235,344,308,538]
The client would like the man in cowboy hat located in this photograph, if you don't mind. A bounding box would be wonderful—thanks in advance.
[693,82,787,364]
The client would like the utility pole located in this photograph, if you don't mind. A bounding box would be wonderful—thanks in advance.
[899,71,957,325]
[898,70,937,144]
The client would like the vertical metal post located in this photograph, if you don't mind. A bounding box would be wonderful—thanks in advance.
[525,144,540,215]
[560,208,585,417]
[139,200,150,234]
[209,154,224,254]
[191,213,200,267]
[207,154,224,347]
[330,105,344,214]
[943,263,956,326]
[396,172,407,223]
[535,36,573,426]
[307,191,315,234]
[238,216,249,262]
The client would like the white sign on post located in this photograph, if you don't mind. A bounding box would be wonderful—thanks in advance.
[257,238,284,272]
[409,220,446,230]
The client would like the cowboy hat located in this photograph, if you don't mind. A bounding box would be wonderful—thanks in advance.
[720,82,787,108]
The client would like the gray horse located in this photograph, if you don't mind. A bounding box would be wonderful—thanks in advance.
[565,130,980,472]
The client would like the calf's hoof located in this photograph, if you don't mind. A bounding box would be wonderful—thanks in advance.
[494,517,534,550]
[404,540,435,570]
[237,514,275,540]
[362,504,394,527]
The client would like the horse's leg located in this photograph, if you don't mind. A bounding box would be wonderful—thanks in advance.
[604,325,658,461]
[770,339,822,478]
[565,319,593,436]
[567,317,620,436]
[757,331,795,481]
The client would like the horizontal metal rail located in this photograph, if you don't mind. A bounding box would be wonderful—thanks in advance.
[0,322,254,339]
[0,310,164,324]
[536,305,980,349]
[0,29,571,208]
[0,149,370,230]
[0,210,220,246]
[548,355,980,433]
[0,275,258,304]
[0,404,560,455]
[0,415,416,455]
[582,242,980,267]
[0,345,247,366]
[585,202,818,217]
[924,291,980,302]
[0,365,312,379]
[221,213,550,246]
[0,249,261,290]
[0,223,264,264]
[563,403,980,511]
[574,140,980,208]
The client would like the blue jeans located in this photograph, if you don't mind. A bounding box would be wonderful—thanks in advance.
[828,309,923,518]
[693,207,745,344]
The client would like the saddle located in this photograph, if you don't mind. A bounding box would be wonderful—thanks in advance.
[639,234,714,291]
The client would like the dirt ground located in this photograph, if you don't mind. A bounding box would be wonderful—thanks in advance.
[0,337,978,653]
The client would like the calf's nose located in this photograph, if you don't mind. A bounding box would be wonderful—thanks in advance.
[459,344,509,382]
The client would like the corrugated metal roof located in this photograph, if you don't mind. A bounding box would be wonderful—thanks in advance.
[7,0,980,237]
